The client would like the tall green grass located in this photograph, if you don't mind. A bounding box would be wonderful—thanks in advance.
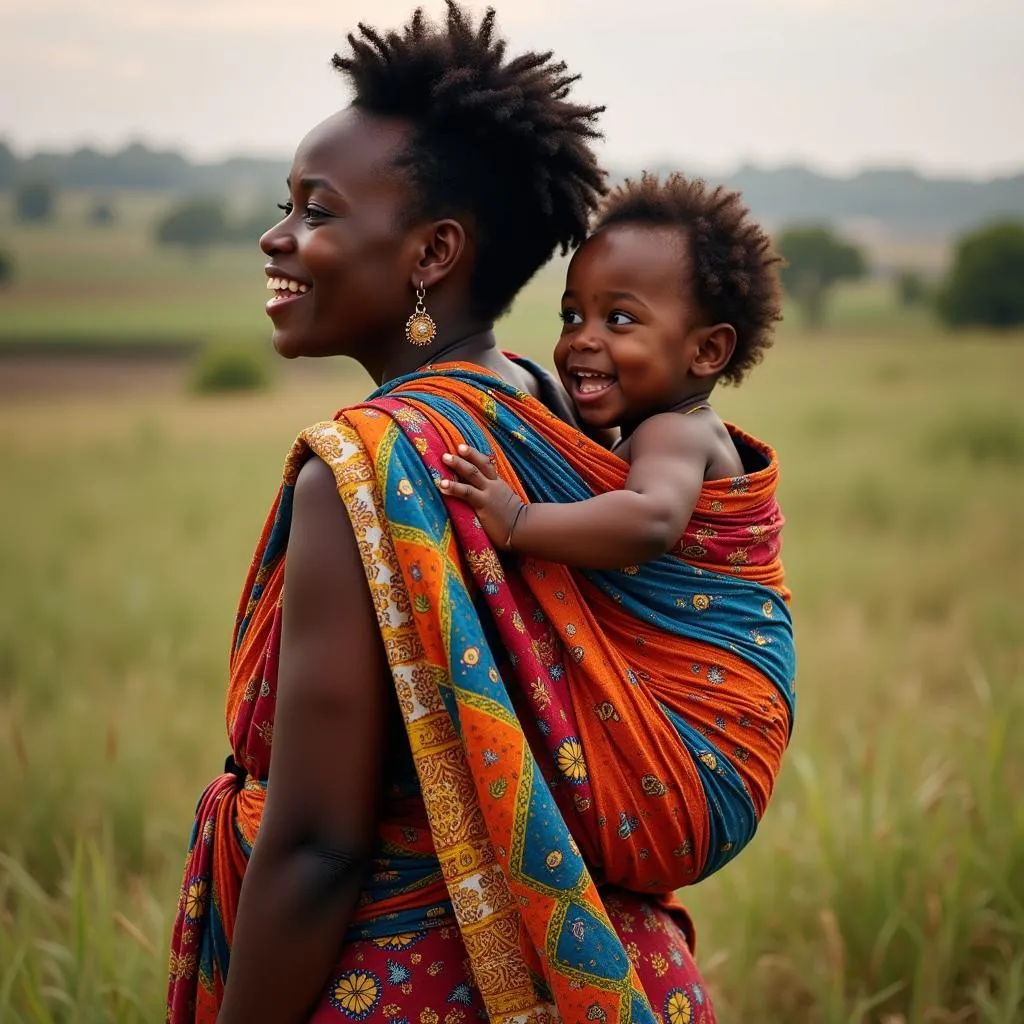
[1,841,166,1022]
[1,332,1023,1022]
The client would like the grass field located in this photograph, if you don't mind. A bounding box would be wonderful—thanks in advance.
[1,191,1023,1023]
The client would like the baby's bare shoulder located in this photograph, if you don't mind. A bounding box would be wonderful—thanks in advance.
[629,409,720,457]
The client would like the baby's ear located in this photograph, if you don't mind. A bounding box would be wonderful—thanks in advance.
[691,323,737,378]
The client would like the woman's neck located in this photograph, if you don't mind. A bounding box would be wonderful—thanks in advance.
[375,326,499,386]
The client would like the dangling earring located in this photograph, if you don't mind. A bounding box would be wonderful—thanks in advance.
[405,282,437,346]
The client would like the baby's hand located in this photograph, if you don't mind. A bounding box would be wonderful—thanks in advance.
[438,445,523,550]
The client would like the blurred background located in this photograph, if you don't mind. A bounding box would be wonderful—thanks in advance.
[1,1,1023,1022]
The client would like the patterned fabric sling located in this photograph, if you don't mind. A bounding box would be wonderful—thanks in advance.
[168,362,795,1023]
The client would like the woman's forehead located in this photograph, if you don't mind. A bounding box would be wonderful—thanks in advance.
[290,107,411,191]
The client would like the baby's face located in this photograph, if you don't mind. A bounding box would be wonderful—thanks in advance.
[554,224,706,430]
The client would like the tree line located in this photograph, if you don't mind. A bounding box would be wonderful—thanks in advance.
[775,223,1024,329]
[2,139,1023,232]
[3,170,1024,331]
[0,140,288,193]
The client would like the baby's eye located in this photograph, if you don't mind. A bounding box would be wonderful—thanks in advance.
[559,309,582,325]
[608,311,636,326]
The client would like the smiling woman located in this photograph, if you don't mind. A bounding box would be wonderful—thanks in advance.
[165,5,732,1024]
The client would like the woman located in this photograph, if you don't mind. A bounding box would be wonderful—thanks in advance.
[169,6,792,1022]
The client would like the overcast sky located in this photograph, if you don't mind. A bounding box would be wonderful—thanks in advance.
[2,0,1022,178]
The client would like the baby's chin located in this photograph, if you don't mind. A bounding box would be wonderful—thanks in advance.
[572,404,621,431]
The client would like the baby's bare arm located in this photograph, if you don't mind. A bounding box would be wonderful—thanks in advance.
[507,412,710,568]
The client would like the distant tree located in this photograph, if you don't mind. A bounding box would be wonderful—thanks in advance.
[191,342,274,394]
[111,142,191,189]
[895,269,929,307]
[229,205,276,247]
[937,220,1024,328]
[0,140,16,188]
[64,146,107,188]
[155,197,229,257]
[0,249,13,287]
[89,199,116,226]
[15,178,57,223]
[776,224,867,328]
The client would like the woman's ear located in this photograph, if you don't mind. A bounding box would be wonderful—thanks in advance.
[408,219,468,291]
[691,323,737,378]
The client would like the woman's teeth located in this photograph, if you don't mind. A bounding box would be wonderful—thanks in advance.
[266,277,309,294]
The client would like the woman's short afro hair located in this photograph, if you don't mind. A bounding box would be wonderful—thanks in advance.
[332,2,607,320]
[595,173,783,384]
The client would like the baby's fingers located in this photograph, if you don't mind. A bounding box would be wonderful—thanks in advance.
[455,444,498,480]
[442,451,492,487]
[437,478,483,505]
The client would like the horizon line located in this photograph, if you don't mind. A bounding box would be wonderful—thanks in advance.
[1,135,1022,185]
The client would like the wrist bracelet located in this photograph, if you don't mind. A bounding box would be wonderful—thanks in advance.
[506,502,527,551]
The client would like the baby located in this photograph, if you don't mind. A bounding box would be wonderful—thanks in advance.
[439,172,784,570]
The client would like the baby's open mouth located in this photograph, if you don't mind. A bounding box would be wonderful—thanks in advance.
[572,370,616,397]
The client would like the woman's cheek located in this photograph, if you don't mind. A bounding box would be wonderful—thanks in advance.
[301,233,336,286]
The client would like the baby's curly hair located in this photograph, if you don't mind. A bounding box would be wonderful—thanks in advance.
[333,2,606,320]
[595,173,783,384]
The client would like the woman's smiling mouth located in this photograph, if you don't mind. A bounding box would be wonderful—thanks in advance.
[265,274,311,314]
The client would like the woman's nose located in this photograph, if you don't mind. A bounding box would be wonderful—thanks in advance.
[260,220,296,257]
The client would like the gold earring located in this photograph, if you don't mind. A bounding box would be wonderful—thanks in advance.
[405,283,437,346]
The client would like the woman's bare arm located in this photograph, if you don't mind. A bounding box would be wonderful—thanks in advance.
[218,456,389,1024]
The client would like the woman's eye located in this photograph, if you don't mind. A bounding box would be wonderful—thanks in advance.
[608,311,635,326]
[277,202,330,224]
[303,205,330,224]
[559,309,582,325]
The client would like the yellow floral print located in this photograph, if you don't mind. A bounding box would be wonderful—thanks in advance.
[556,737,588,783]
[665,988,693,1024]
[329,970,380,1019]
[184,878,207,923]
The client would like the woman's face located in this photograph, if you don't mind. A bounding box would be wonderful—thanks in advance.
[260,108,420,362]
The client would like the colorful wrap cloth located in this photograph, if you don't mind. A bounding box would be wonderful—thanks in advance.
[167,363,795,1023]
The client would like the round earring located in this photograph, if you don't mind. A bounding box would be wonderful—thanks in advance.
[405,282,437,347]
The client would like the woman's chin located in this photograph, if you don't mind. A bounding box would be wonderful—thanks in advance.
[271,331,307,360]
